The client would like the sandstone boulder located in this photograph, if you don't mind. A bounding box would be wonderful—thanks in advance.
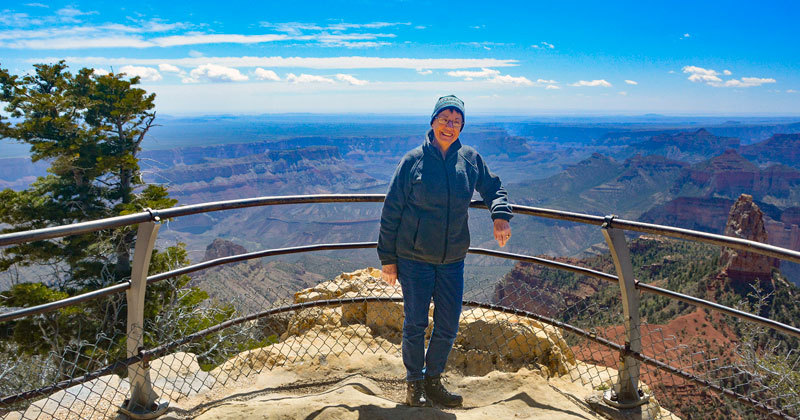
[453,308,575,377]
[280,269,576,378]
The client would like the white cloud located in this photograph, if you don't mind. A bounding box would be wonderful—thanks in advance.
[302,32,396,48]
[1,18,402,50]
[417,69,433,75]
[681,33,690,38]
[545,85,561,90]
[188,64,248,82]
[570,79,612,87]
[0,20,188,44]
[5,36,154,49]
[256,22,399,48]
[119,65,162,82]
[51,56,519,70]
[532,41,554,49]
[25,3,49,7]
[327,22,409,30]
[286,73,335,84]
[91,68,109,76]
[683,66,775,87]
[56,6,96,21]
[323,41,390,48]
[446,68,532,85]
[99,21,189,33]
[152,34,289,47]
[722,77,776,88]
[625,80,638,85]
[491,74,533,86]
[682,66,722,83]
[188,50,204,58]
[447,68,501,80]
[618,91,628,96]
[336,74,368,85]
[259,22,320,34]
[788,89,798,94]
[461,42,505,50]
[0,12,37,27]
[254,68,280,81]
[537,79,558,84]
[262,21,408,34]
[158,63,182,73]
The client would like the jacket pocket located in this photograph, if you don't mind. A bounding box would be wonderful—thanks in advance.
[412,217,421,249]
[413,216,442,258]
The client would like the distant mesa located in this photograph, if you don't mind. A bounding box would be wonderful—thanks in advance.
[671,149,800,206]
[739,133,800,169]
[625,128,740,163]
[718,194,779,284]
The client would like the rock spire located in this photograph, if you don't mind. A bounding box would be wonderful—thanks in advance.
[719,194,779,283]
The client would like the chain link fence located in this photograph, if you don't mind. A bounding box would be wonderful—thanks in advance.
[1,198,798,420]
[2,255,799,419]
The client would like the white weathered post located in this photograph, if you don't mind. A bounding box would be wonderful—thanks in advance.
[601,215,650,409]
[119,219,168,419]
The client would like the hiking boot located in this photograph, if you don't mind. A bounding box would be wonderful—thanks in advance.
[406,379,432,407]
[424,375,463,407]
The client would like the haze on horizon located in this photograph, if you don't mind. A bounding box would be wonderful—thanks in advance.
[0,0,798,116]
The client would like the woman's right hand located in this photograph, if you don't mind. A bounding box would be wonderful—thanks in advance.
[381,264,398,285]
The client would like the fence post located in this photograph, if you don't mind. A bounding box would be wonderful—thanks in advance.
[119,218,168,419]
[601,216,650,409]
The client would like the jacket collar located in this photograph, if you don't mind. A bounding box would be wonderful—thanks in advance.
[425,129,462,161]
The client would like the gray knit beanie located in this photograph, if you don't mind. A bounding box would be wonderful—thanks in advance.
[430,95,465,128]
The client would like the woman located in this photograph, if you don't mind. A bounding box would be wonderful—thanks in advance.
[377,95,512,407]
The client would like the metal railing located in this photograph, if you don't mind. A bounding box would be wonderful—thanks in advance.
[1,194,799,419]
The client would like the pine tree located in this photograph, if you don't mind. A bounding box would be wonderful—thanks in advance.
[0,61,176,290]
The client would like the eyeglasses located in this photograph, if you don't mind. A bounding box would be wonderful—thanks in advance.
[435,117,463,128]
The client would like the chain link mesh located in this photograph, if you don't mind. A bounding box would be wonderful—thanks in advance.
[2,250,798,420]
[1,294,130,420]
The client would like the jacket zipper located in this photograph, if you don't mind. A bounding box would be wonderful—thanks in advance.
[441,155,450,263]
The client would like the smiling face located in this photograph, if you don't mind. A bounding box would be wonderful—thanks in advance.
[430,108,463,151]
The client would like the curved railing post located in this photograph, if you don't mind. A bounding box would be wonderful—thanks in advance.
[119,219,168,418]
[599,216,651,409]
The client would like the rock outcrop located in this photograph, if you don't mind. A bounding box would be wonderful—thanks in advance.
[11,268,674,420]
[719,194,779,283]
[203,238,248,261]
[286,268,576,377]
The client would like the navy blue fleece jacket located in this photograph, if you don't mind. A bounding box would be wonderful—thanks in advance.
[377,130,513,266]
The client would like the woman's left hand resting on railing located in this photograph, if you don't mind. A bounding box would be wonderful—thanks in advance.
[493,219,511,248]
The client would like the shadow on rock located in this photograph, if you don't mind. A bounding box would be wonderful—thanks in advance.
[303,403,457,420]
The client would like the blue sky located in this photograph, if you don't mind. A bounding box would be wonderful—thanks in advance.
[1,0,798,115]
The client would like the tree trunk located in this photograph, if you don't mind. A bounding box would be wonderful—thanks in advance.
[114,166,134,282]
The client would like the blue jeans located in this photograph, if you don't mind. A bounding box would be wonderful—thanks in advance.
[397,257,465,382]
